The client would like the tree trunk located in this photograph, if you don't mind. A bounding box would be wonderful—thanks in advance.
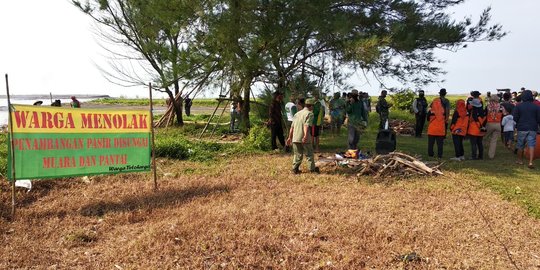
[173,81,183,126]
[240,77,252,132]
[165,88,184,126]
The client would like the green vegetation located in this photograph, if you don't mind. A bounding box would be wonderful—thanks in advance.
[1,103,538,219]
[88,97,220,108]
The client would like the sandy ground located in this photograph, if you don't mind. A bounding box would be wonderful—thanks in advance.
[1,154,540,269]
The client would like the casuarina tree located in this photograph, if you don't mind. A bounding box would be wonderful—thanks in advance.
[73,0,505,129]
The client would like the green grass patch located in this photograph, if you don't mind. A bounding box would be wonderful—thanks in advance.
[337,110,540,219]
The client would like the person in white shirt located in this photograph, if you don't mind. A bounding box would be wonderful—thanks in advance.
[284,96,297,128]
[501,109,516,150]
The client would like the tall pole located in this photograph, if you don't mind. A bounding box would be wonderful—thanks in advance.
[149,83,158,190]
[5,74,17,220]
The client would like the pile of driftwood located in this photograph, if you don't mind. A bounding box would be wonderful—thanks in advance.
[316,152,443,178]
[389,119,415,135]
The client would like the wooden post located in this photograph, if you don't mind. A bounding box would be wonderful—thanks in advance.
[199,100,222,139]
[149,83,158,191]
[210,100,231,138]
[5,74,17,220]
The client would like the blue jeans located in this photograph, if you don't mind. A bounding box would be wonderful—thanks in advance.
[516,131,537,149]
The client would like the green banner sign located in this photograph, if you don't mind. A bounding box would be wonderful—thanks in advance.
[7,105,152,180]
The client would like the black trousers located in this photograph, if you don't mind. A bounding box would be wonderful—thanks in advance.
[271,123,285,150]
[428,135,445,158]
[452,134,465,158]
[469,135,484,159]
[415,113,426,137]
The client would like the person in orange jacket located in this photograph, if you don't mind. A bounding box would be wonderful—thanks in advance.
[467,98,486,160]
[449,99,469,161]
[427,97,447,158]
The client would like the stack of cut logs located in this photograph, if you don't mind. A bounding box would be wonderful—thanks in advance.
[389,119,415,135]
[316,152,443,179]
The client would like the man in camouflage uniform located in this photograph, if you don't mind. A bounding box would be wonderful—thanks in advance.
[376,90,392,130]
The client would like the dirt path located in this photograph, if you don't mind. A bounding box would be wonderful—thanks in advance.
[1,154,539,269]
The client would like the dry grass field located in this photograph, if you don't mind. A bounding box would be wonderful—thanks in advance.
[2,152,540,269]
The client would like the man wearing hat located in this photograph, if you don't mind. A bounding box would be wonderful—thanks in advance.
[412,90,428,137]
[346,90,367,150]
[286,98,319,174]
[376,90,392,129]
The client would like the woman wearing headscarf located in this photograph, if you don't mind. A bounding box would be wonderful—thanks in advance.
[449,99,469,161]
[467,98,486,160]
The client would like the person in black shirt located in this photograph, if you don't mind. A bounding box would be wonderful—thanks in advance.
[269,91,286,151]
[412,90,428,137]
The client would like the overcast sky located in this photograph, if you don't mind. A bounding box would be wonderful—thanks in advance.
[0,0,538,98]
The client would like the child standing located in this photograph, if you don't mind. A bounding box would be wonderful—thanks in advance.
[501,108,515,150]
[286,98,320,174]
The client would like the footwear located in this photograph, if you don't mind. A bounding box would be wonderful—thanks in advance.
[310,167,320,174]
[449,157,461,161]
[292,168,300,174]
[515,161,524,165]
[459,156,466,161]
[528,164,535,169]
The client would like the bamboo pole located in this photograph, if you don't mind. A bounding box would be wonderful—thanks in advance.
[5,74,17,220]
[149,83,158,191]
[210,100,230,138]
[198,100,222,139]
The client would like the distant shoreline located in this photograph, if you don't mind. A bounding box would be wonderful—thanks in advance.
[0,94,110,99]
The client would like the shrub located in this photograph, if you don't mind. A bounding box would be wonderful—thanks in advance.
[0,133,7,177]
[244,124,272,151]
[390,89,416,111]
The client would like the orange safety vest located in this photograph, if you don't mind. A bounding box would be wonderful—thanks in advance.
[467,110,485,137]
[427,98,446,136]
[450,99,469,136]
[486,102,503,123]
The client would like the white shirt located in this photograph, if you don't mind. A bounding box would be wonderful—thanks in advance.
[501,115,515,132]
[285,102,296,122]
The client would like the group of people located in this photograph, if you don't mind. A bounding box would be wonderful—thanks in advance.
[34,96,81,108]
[270,86,540,173]
[421,88,540,169]
[271,89,382,173]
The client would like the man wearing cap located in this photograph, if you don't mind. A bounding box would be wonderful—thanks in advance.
[412,90,428,137]
[286,98,319,174]
[269,91,286,151]
[376,90,392,129]
[346,90,367,150]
